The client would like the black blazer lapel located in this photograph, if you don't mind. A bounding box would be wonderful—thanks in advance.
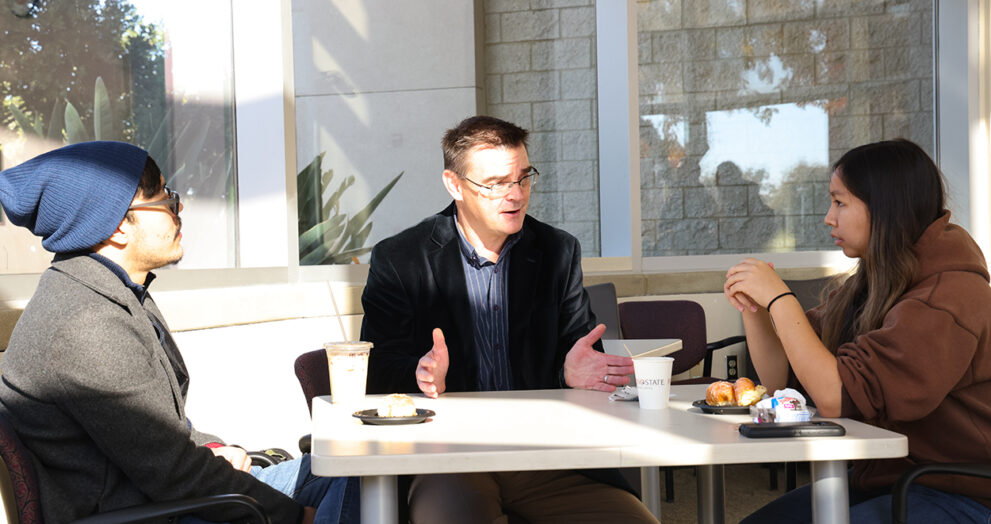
[428,207,478,390]
[508,219,541,384]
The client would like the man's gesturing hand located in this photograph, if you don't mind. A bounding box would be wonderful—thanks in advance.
[563,324,635,392]
[416,328,449,398]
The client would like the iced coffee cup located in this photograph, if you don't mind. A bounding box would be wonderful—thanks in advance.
[324,341,372,405]
[633,356,674,409]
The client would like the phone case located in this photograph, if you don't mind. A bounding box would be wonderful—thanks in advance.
[738,421,846,438]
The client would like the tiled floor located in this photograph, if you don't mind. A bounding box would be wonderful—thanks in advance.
[653,463,810,523]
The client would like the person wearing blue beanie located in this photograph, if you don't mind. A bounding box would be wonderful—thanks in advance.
[0,141,148,253]
[0,142,358,523]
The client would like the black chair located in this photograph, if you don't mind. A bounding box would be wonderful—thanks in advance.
[585,282,622,339]
[891,463,991,524]
[618,299,745,384]
[0,412,270,524]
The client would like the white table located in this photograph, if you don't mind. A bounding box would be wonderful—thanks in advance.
[310,385,907,524]
[602,338,682,358]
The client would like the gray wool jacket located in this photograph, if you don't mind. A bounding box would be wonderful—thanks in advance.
[0,255,301,523]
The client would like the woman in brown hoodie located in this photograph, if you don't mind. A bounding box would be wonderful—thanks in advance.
[725,139,991,523]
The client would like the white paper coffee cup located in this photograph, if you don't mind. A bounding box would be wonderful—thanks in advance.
[324,341,372,405]
[633,356,674,409]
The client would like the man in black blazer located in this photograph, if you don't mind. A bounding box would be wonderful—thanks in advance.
[361,116,658,523]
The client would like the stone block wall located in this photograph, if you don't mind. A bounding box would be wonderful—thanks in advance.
[638,0,933,256]
[483,0,601,256]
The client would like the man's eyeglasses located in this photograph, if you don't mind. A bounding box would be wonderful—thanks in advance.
[128,186,181,215]
[460,167,539,198]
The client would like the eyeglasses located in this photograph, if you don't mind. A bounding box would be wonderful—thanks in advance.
[460,167,539,198]
[128,186,181,215]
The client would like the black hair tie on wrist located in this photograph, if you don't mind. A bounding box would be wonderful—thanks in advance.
[767,291,796,312]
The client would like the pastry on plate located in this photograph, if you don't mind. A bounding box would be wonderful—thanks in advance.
[377,393,417,417]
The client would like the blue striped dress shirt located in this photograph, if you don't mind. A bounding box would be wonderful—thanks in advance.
[454,215,520,391]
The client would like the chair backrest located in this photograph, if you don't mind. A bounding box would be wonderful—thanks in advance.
[783,276,834,311]
[294,349,330,414]
[617,300,707,376]
[585,282,621,339]
[0,412,42,524]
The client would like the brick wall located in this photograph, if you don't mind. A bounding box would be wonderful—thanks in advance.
[483,0,601,256]
[639,0,933,256]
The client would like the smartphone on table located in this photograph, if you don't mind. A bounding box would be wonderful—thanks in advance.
[739,421,845,438]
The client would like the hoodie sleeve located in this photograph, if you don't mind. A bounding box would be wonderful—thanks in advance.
[835,296,978,422]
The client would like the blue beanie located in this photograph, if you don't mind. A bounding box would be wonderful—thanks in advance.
[0,141,149,253]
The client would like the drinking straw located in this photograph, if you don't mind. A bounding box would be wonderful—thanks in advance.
[623,343,634,357]
[327,281,349,341]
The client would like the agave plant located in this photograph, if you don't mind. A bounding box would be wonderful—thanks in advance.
[5,75,228,202]
[7,77,115,144]
[297,152,402,265]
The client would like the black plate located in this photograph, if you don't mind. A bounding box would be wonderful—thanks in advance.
[352,408,436,425]
[692,399,751,415]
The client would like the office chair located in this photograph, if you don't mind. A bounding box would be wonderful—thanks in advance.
[585,282,621,339]
[617,299,745,384]
[891,463,991,524]
[0,411,270,524]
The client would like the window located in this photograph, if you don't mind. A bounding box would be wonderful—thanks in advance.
[0,0,237,273]
[637,0,934,257]
[290,0,603,263]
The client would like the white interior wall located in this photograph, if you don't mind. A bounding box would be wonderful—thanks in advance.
[176,316,355,453]
[290,0,481,255]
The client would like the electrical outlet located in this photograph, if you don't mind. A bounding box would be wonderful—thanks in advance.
[726,354,739,380]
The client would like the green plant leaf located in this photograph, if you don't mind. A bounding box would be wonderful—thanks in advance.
[298,214,346,254]
[296,154,403,265]
[328,172,401,257]
[326,246,373,265]
[296,153,326,231]
[299,243,332,265]
[93,76,113,140]
[343,171,404,239]
[145,106,173,161]
[323,175,354,220]
[9,103,41,138]
[346,221,373,250]
[64,102,88,144]
[46,98,64,141]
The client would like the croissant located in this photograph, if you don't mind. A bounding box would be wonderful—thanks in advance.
[705,378,767,407]
[733,377,767,407]
[705,381,735,406]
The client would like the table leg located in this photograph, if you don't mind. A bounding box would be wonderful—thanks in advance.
[697,464,725,524]
[811,460,849,524]
[360,475,397,524]
[640,466,662,521]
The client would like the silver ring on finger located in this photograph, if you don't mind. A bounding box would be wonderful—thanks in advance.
[603,374,609,384]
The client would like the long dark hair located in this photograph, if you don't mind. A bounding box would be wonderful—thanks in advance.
[820,139,946,351]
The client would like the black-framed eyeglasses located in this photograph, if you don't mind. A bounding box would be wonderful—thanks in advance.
[128,186,181,215]
[460,167,539,198]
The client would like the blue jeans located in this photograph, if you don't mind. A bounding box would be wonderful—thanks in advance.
[741,475,991,524]
[180,454,359,524]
